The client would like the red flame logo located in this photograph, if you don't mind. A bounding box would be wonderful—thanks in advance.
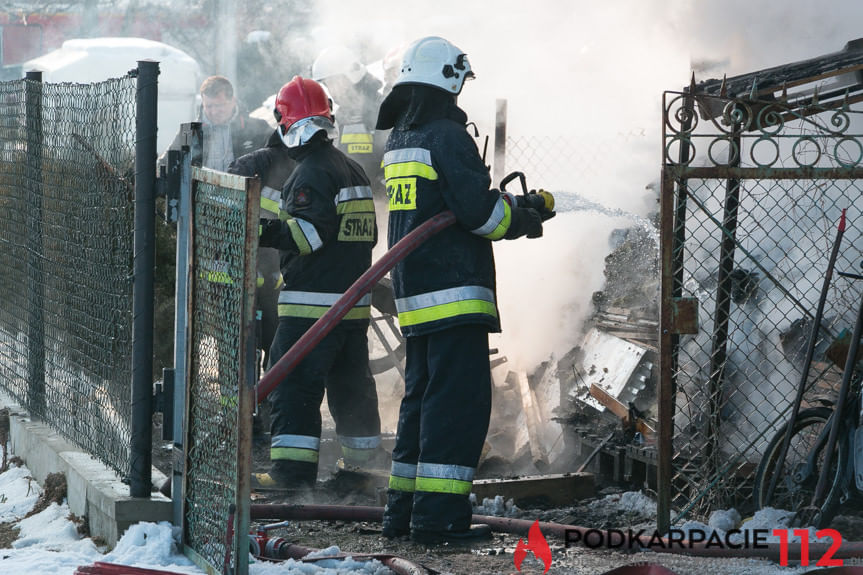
[514,520,552,573]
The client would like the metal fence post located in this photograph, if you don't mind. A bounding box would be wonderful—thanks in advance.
[493,98,507,186]
[173,122,201,526]
[170,145,191,526]
[658,86,695,534]
[705,126,741,480]
[234,175,260,575]
[130,60,159,498]
[24,70,46,418]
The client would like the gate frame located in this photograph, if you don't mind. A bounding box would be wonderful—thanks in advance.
[174,155,260,575]
[658,53,863,531]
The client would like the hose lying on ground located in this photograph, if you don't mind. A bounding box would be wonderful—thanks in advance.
[250,503,863,562]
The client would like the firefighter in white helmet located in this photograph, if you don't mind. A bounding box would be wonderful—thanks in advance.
[377,36,554,544]
[312,45,386,200]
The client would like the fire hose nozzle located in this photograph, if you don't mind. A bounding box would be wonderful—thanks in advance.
[525,189,555,214]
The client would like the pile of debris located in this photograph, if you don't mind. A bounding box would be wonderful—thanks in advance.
[480,221,660,494]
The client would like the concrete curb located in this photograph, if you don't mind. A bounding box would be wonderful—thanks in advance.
[1,392,171,548]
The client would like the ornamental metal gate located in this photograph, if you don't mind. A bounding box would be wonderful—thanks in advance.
[658,81,863,531]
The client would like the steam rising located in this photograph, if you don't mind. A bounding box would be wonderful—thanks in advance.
[255,1,863,458]
[293,0,863,415]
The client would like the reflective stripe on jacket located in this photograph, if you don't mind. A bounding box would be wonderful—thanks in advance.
[260,139,376,327]
[384,111,511,336]
[229,131,298,292]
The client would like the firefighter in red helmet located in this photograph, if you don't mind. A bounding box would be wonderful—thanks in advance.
[252,76,383,489]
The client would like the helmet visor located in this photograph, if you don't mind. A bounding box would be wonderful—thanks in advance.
[280,116,337,148]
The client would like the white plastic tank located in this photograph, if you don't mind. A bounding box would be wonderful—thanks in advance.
[22,37,201,152]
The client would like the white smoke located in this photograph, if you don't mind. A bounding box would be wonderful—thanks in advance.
[242,1,863,460]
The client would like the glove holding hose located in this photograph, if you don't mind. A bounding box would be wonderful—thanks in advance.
[520,189,556,221]
[501,188,555,220]
[500,187,555,239]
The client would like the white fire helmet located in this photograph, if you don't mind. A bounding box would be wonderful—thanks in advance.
[312,45,366,85]
[395,36,474,95]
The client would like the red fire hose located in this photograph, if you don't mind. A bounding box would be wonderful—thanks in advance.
[254,210,457,404]
[250,503,863,562]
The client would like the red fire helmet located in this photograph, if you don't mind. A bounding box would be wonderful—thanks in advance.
[273,76,334,147]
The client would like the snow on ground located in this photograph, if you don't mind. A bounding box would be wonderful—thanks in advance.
[0,465,41,522]
[2,448,855,575]
[0,453,393,574]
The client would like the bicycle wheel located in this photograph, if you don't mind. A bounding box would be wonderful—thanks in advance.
[752,407,847,527]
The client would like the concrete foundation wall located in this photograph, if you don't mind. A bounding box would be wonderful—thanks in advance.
[1,392,171,548]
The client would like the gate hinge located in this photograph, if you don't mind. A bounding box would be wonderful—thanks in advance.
[154,368,175,440]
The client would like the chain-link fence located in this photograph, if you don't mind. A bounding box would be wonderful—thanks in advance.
[0,74,137,479]
[182,166,258,575]
[502,129,653,207]
[659,90,863,527]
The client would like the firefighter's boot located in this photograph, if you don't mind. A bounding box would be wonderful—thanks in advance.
[252,460,316,490]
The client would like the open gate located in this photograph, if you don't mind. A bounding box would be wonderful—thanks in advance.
[658,40,863,531]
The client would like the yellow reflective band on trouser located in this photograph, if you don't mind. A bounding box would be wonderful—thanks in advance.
[271,447,319,463]
[383,161,438,181]
[278,304,371,320]
[415,462,475,495]
[397,299,498,328]
[389,475,416,492]
[388,461,417,492]
[415,476,473,495]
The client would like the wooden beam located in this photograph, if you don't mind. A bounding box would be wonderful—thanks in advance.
[472,473,595,507]
[516,371,549,469]
[589,383,656,438]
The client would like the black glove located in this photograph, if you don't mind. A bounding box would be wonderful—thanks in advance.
[518,189,556,221]
[258,218,280,248]
[504,207,543,239]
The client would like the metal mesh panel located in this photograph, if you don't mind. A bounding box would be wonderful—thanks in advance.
[504,131,650,204]
[660,91,863,523]
[0,80,28,398]
[0,76,136,478]
[184,168,256,575]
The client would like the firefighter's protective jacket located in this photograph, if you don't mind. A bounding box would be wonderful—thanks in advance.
[333,74,387,198]
[382,96,513,337]
[229,130,298,220]
[259,136,376,326]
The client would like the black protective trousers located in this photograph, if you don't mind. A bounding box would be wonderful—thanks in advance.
[384,323,492,533]
[267,318,381,484]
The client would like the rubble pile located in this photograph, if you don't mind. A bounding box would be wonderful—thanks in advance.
[481,220,661,488]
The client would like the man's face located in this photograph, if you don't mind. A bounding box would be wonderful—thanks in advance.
[202,92,236,126]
